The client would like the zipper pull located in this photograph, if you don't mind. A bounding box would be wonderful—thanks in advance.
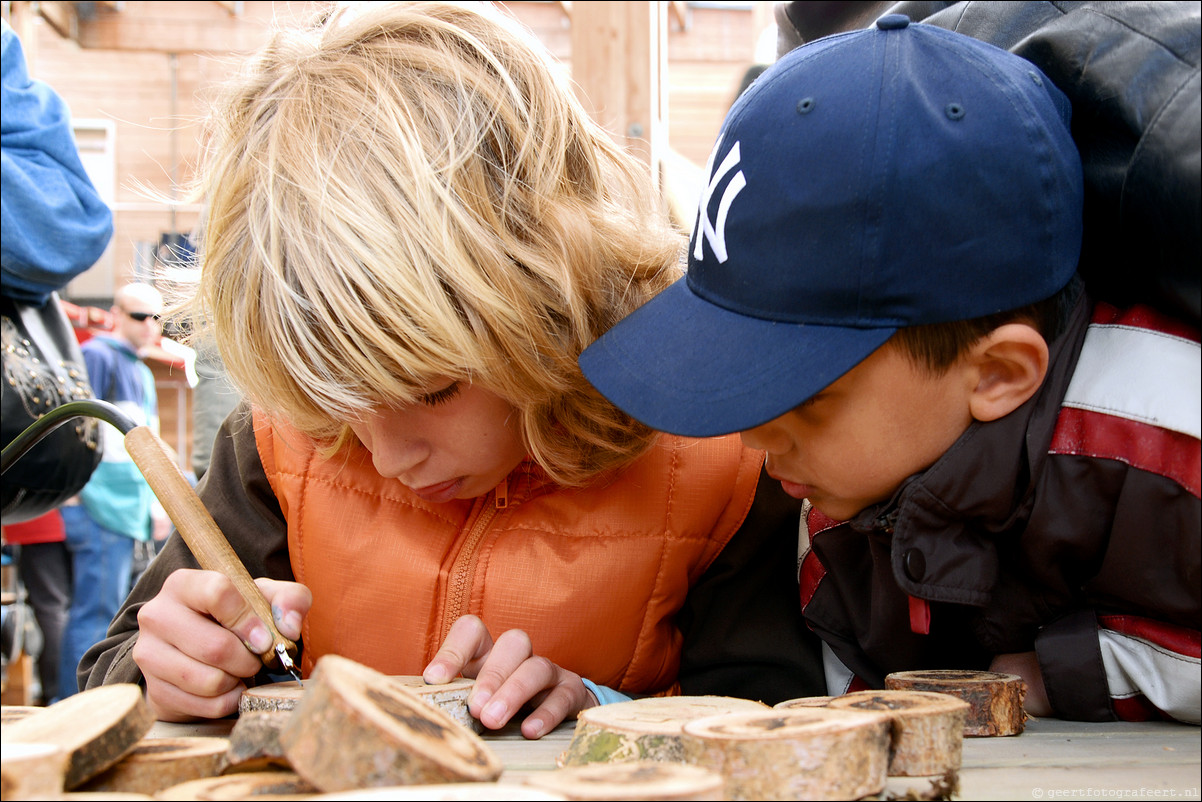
[494,476,508,509]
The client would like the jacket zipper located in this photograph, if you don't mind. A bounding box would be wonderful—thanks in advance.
[440,477,507,642]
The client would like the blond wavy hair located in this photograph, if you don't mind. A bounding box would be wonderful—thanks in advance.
[187,1,682,486]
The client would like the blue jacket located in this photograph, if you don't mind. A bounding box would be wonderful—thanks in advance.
[1,19,113,305]
[78,335,158,541]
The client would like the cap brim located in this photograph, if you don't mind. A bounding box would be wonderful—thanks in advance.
[580,276,897,437]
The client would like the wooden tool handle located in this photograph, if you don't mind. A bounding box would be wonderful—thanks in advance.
[123,425,298,668]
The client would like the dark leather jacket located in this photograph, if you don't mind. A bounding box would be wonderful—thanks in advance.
[776,1,1201,327]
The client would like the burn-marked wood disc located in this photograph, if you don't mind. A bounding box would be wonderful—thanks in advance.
[278,654,503,792]
[240,676,479,732]
[557,695,769,767]
[0,684,153,789]
[524,760,725,801]
[819,690,968,776]
[155,770,317,800]
[682,707,892,801]
[885,670,1027,736]
[77,736,229,795]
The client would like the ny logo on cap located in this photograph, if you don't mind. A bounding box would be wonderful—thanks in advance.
[693,137,746,264]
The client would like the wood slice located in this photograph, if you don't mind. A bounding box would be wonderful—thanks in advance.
[1,742,68,800]
[772,696,833,709]
[557,695,769,767]
[885,670,1027,736]
[61,793,156,800]
[278,654,503,792]
[224,710,294,773]
[155,770,317,800]
[681,707,892,801]
[306,784,568,800]
[1,704,44,725]
[239,682,307,715]
[821,690,968,776]
[524,760,724,801]
[77,736,229,795]
[389,676,480,733]
[0,684,153,789]
[240,676,479,732]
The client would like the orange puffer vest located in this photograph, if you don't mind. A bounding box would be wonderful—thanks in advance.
[255,417,763,694]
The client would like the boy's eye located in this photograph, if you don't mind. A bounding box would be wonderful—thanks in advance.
[419,382,461,407]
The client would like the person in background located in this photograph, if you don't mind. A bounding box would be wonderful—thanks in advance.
[1,18,113,308]
[2,511,69,704]
[59,282,167,698]
[80,2,823,735]
[2,17,114,702]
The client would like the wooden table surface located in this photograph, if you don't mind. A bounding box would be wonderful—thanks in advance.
[152,713,1200,800]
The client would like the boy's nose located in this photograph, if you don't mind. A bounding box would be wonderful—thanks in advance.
[740,423,790,455]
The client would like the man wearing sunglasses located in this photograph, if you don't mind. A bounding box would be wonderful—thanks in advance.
[58,282,165,699]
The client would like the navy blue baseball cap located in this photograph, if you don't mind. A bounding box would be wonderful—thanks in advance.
[580,14,1084,438]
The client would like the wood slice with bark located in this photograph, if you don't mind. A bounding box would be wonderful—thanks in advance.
[681,707,892,801]
[155,770,317,800]
[389,676,480,733]
[885,670,1027,736]
[818,690,968,776]
[557,695,769,767]
[77,736,230,795]
[224,710,294,773]
[240,676,479,733]
[523,760,725,801]
[0,684,153,789]
[239,682,308,715]
[278,654,503,792]
[1,742,68,800]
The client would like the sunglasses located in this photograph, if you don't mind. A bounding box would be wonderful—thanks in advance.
[125,310,161,322]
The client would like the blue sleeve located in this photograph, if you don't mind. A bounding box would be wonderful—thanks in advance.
[1,20,113,305]
[580,678,633,706]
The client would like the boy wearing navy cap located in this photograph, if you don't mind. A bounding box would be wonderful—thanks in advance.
[580,16,1200,724]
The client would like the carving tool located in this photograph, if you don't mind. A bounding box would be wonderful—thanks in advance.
[3,399,302,684]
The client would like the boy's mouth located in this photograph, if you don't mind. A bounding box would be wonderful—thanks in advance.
[768,470,812,500]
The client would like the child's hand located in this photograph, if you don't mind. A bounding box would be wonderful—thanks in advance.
[423,614,596,740]
[131,569,310,722]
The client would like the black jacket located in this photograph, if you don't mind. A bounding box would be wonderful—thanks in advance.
[802,294,1201,723]
[777,1,1201,327]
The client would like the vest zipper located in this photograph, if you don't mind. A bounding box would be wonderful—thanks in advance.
[440,478,507,642]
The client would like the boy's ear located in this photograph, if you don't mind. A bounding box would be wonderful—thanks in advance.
[966,324,1049,423]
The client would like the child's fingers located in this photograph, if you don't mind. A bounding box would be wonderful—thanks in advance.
[254,577,311,640]
[159,568,279,664]
[520,676,587,740]
[424,614,494,684]
[468,628,538,718]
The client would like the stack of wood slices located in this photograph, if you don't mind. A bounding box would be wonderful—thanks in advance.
[0,660,1026,800]
[554,669,1026,801]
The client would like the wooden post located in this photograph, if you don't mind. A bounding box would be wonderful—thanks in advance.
[568,1,668,190]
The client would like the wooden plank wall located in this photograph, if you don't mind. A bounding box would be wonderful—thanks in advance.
[4,0,772,467]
